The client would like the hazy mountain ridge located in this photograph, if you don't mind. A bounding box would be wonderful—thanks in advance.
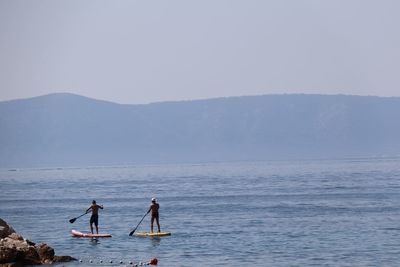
[1,93,399,167]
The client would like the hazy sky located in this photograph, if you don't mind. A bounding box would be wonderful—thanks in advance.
[0,0,399,104]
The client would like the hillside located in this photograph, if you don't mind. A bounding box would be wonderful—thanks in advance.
[0,93,399,167]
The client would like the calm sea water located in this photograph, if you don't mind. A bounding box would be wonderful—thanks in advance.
[1,158,400,266]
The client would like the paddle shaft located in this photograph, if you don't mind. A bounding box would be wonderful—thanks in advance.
[129,212,148,235]
[69,212,88,223]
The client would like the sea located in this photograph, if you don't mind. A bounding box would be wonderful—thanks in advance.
[1,158,400,267]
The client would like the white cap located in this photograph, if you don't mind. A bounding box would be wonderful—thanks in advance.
[151,198,156,202]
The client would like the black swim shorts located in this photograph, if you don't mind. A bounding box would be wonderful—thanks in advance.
[90,214,99,226]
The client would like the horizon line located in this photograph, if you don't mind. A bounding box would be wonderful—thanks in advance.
[1,92,400,106]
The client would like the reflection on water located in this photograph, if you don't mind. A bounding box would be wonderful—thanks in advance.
[150,236,161,247]
[90,238,100,245]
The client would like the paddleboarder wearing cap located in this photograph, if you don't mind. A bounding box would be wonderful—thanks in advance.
[147,198,160,233]
[86,200,104,234]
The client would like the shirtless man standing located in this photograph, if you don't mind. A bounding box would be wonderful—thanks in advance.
[147,198,160,233]
[86,200,104,234]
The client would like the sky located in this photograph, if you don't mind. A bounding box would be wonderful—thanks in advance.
[0,0,399,104]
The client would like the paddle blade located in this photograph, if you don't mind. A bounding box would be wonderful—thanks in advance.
[129,212,148,236]
[69,218,77,224]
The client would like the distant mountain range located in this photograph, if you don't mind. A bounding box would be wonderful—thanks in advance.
[0,93,399,167]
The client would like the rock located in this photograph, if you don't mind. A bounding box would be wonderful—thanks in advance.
[24,239,35,246]
[7,234,22,241]
[53,255,77,262]
[0,263,23,267]
[0,219,16,239]
[2,238,29,250]
[34,243,54,263]
[0,218,74,266]
[15,246,41,265]
[0,247,18,263]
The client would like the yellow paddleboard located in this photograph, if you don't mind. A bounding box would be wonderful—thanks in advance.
[134,232,171,237]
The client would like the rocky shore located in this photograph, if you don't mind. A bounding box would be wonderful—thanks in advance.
[0,218,75,266]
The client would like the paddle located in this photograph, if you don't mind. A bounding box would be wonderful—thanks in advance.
[69,212,88,224]
[129,212,148,236]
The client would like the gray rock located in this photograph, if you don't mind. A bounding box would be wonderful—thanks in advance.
[0,219,16,239]
[15,246,41,265]
[0,218,74,265]
[2,238,29,250]
[0,263,23,267]
[0,247,18,263]
[34,243,54,263]
[24,239,35,246]
[7,234,22,241]
[53,255,77,262]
